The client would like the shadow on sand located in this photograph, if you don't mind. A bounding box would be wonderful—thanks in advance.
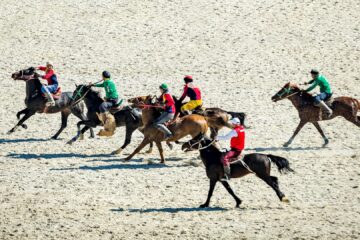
[0,138,49,144]
[111,207,227,213]
[50,162,174,171]
[247,146,323,152]
[7,153,113,160]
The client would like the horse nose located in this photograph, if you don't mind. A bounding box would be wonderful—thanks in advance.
[11,73,16,79]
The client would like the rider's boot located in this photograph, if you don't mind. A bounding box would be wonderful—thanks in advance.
[221,165,231,181]
[43,88,55,106]
[318,100,333,118]
[156,124,173,140]
[97,112,116,137]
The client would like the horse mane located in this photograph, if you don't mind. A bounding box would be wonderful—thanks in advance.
[285,82,314,101]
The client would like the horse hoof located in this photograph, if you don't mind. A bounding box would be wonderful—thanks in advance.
[167,143,173,150]
[51,136,58,140]
[281,196,290,203]
[145,148,153,154]
[199,204,208,208]
[112,149,122,155]
[21,124,27,129]
[322,139,329,147]
[235,201,242,208]
[283,142,290,148]
[7,130,13,135]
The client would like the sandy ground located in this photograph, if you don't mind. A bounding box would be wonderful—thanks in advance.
[1,0,360,239]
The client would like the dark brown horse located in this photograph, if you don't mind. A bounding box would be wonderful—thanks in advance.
[182,137,293,208]
[272,82,360,147]
[9,67,94,139]
[124,95,208,163]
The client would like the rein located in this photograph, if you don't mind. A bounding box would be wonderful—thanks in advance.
[276,87,300,100]
[137,104,164,109]
[71,86,91,106]
[185,137,216,151]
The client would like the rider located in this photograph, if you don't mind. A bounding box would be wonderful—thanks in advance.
[154,83,176,140]
[93,71,121,136]
[216,118,245,181]
[304,69,333,117]
[177,75,202,116]
[36,62,58,106]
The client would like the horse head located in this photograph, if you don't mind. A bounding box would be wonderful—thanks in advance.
[271,82,301,102]
[128,95,156,107]
[71,84,94,106]
[11,67,39,81]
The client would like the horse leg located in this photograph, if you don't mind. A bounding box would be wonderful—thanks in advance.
[220,181,242,208]
[16,108,29,129]
[112,125,137,155]
[51,110,71,139]
[200,178,217,208]
[125,138,150,161]
[146,142,154,154]
[155,141,165,163]
[312,122,329,146]
[283,121,307,147]
[210,127,218,139]
[8,109,35,134]
[67,120,91,144]
[259,175,288,203]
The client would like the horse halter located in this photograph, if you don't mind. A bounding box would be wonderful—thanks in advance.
[275,87,299,100]
[184,137,216,151]
[71,85,91,106]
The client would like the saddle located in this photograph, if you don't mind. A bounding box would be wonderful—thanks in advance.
[109,104,124,114]
[41,87,62,100]
[301,93,334,108]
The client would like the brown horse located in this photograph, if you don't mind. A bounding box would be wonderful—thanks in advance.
[182,137,293,208]
[123,95,208,163]
[272,82,360,147]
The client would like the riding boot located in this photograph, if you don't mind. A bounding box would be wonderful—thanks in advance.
[156,124,173,140]
[221,165,231,181]
[318,100,333,118]
[97,112,116,137]
[43,88,55,106]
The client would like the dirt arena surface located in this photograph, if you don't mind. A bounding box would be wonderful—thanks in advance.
[0,0,359,239]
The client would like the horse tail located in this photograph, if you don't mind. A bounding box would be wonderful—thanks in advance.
[267,154,294,174]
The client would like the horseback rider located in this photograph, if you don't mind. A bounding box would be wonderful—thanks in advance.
[304,69,333,117]
[216,118,245,181]
[154,83,175,140]
[92,71,121,136]
[177,75,202,116]
[36,62,58,106]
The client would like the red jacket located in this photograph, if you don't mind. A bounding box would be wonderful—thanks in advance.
[180,83,201,101]
[162,92,175,113]
[38,66,56,85]
[230,125,245,150]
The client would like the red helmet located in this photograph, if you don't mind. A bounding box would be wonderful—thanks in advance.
[184,75,193,83]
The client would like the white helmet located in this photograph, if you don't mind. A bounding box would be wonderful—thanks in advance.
[229,117,241,125]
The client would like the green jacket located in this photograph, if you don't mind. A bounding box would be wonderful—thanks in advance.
[306,75,332,94]
[94,79,119,99]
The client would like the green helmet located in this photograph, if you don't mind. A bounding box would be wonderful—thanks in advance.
[159,83,169,90]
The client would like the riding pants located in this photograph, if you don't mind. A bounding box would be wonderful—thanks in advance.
[221,148,242,167]
[153,112,174,136]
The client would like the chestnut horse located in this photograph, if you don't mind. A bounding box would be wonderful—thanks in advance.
[123,95,208,163]
[182,137,293,208]
[272,82,360,147]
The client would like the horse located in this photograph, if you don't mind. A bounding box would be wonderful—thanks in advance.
[182,136,293,208]
[125,95,208,163]
[68,85,170,154]
[173,96,247,138]
[272,82,360,147]
[9,67,94,139]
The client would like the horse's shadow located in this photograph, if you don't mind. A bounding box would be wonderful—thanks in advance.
[7,152,113,160]
[248,146,323,152]
[50,162,174,171]
[111,207,227,213]
[0,138,49,144]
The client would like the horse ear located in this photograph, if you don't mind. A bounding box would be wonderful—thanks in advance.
[75,84,78,87]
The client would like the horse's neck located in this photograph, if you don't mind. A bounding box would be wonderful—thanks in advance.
[288,93,306,109]
[200,146,222,166]
[141,108,155,125]
[85,92,103,108]
[26,79,40,98]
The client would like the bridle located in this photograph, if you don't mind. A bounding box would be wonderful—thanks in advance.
[275,86,300,101]
[71,85,92,106]
[184,137,216,151]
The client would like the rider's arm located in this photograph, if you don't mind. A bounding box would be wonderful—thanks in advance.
[179,85,188,102]
[216,130,238,141]
[42,69,54,80]
[305,79,318,92]
[94,82,104,87]
[37,66,46,71]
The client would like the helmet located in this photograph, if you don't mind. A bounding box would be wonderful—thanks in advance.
[159,83,169,90]
[230,118,241,125]
[102,71,111,78]
[184,75,193,83]
[310,69,319,75]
